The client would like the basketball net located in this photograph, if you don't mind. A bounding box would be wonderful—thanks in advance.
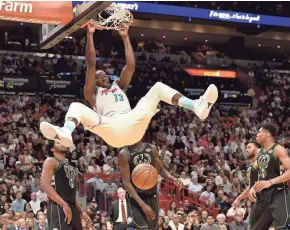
[82,5,133,31]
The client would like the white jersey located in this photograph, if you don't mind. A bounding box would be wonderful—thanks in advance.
[94,81,131,117]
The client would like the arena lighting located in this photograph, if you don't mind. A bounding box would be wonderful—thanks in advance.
[258,44,261,47]
[141,34,144,36]
[184,37,187,40]
[163,35,166,38]
[205,39,208,42]
[277,46,280,48]
[184,68,237,79]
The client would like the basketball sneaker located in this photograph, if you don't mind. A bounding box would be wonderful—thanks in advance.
[40,122,73,147]
[194,84,218,120]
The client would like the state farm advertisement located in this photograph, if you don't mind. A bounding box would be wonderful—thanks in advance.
[0,1,72,24]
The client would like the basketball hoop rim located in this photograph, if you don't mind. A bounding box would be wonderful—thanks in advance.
[80,6,133,31]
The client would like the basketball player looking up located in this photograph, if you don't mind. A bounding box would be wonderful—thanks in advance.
[118,141,182,230]
[40,24,218,148]
[248,123,290,230]
[41,141,92,230]
[232,140,261,208]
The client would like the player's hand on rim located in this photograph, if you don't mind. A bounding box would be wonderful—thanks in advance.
[62,203,72,224]
[255,180,272,193]
[118,27,129,37]
[141,203,155,220]
[87,21,97,33]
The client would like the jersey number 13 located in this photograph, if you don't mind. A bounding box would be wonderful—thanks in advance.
[114,93,124,102]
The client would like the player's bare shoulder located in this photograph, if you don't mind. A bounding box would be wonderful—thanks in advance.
[43,157,59,169]
[119,147,130,162]
[274,144,288,157]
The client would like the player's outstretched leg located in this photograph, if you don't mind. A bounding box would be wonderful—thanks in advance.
[40,102,101,147]
[144,82,218,120]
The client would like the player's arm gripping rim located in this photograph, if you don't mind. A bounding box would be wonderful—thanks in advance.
[41,158,72,224]
[152,145,182,188]
[115,28,135,91]
[119,149,156,220]
[83,24,97,108]
[255,145,290,192]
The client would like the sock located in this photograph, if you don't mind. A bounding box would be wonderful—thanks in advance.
[178,96,196,111]
[62,120,76,133]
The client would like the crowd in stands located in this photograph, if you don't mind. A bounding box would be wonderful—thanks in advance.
[0,47,290,230]
[0,19,289,230]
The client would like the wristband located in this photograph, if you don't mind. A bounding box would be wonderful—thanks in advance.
[269,180,273,185]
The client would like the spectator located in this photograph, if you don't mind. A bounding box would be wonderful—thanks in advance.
[103,156,114,175]
[11,191,26,213]
[12,178,25,194]
[200,214,218,230]
[216,213,229,230]
[34,213,48,230]
[199,186,215,206]
[88,158,101,174]
[200,211,209,225]
[8,218,27,230]
[29,192,40,214]
[184,212,199,230]
[35,188,48,202]
[183,200,196,214]
[226,207,246,218]
[101,176,118,196]
[168,213,185,230]
[188,176,203,194]
[229,211,248,230]
[86,171,104,191]
[167,201,178,218]
[180,171,191,187]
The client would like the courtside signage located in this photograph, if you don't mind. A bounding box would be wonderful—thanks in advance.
[73,1,290,27]
[0,1,73,24]
[184,68,237,79]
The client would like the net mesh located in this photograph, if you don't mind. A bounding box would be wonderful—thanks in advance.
[41,24,60,43]
[90,6,132,30]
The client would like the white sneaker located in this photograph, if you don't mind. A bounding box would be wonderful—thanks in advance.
[40,122,73,147]
[195,84,218,120]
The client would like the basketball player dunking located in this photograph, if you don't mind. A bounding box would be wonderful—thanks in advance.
[40,24,218,148]
[118,141,182,230]
[41,141,92,230]
[248,123,290,230]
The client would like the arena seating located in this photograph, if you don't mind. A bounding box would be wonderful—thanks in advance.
[0,24,289,230]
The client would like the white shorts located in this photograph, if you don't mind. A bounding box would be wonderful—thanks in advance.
[87,97,158,148]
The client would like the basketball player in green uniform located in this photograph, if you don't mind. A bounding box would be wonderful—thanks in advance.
[232,140,261,208]
[249,123,290,230]
[118,141,182,230]
[41,141,92,230]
